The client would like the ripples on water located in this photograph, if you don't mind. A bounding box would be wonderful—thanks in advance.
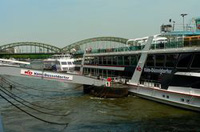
[0,75,200,132]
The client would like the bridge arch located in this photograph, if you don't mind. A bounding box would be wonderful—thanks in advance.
[62,37,129,52]
[0,42,61,54]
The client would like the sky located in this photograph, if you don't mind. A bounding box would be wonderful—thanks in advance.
[0,0,199,48]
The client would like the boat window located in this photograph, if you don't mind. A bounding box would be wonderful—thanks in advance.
[89,57,95,64]
[146,55,155,67]
[118,56,124,65]
[103,57,107,65]
[113,56,117,65]
[191,54,200,68]
[177,54,193,68]
[103,69,107,77]
[68,62,72,65]
[165,54,179,68]
[107,56,112,65]
[130,55,138,66]
[103,57,108,65]
[94,57,99,64]
[56,61,60,65]
[91,68,94,75]
[171,75,200,89]
[99,69,102,76]
[99,57,102,65]
[124,56,130,65]
[61,62,67,65]
[155,55,165,67]
[83,68,87,74]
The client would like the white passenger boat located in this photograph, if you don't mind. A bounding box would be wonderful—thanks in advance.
[74,17,200,111]
[43,54,75,72]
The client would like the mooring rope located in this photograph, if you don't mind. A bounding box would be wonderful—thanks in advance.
[0,85,56,110]
[0,87,70,116]
[0,93,69,126]
[1,77,67,93]
[0,77,68,99]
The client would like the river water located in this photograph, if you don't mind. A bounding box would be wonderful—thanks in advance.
[0,75,200,132]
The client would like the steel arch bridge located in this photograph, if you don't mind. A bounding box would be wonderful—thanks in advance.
[62,37,129,52]
[0,42,61,54]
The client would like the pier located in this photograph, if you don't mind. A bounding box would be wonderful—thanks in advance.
[0,66,129,98]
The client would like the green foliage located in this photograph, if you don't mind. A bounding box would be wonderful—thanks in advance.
[0,54,52,59]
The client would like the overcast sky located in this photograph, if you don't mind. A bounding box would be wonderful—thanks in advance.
[0,0,199,47]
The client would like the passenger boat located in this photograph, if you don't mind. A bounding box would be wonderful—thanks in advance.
[74,17,200,111]
[43,54,75,72]
[0,58,30,67]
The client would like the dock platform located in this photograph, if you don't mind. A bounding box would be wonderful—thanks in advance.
[0,66,130,98]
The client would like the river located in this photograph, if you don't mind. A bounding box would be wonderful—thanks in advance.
[0,75,200,132]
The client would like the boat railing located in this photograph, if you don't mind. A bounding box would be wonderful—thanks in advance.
[151,38,200,50]
[73,38,200,55]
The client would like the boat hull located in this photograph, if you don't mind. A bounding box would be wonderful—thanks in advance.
[129,85,200,112]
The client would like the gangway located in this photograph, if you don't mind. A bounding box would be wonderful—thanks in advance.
[0,66,105,86]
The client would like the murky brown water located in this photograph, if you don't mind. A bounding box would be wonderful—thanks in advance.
[0,75,200,132]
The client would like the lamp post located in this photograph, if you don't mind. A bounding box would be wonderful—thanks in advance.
[173,21,175,31]
[181,14,187,31]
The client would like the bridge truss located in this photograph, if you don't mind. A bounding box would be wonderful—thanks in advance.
[0,42,61,54]
[62,37,129,53]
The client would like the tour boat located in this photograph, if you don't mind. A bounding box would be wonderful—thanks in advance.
[43,54,75,72]
[74,17,200,111]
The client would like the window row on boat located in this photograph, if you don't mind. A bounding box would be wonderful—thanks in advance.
[82,53,200,70]
[61,61,74,65]
[83,55,139,66]
[83,68,133,80]
[146,53,200,70]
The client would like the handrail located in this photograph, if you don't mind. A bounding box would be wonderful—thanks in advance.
[73,39,200,55]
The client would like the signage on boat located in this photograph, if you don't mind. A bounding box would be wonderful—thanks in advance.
[136,66,142,72]
[21,69,73,81]
[144,68,172,74]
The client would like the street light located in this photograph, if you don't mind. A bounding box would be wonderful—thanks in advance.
[181,14,188,31]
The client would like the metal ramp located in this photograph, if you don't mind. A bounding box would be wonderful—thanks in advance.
[0,66,105,86]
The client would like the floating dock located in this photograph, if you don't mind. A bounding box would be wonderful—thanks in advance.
[0,66,129,98]
[83,83,129,98]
